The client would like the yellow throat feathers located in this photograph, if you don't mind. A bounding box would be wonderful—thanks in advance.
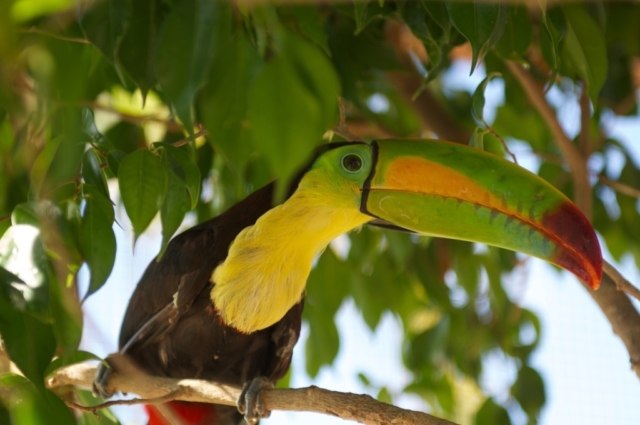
[211,171,370,333]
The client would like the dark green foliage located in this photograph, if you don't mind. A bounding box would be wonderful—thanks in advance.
[0,1,638,424]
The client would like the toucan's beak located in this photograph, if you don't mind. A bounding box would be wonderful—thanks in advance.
[361,140,602,289]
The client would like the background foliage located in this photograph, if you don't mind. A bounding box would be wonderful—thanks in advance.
[0,0,639,424]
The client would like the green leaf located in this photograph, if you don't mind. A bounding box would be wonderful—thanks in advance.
[249,31,340,197]
[0,278,56,385]
[82,184,115,225]
[285,31,341,134]
[81,148,109,198]
[376,387,392,404]
[81,107,107,146]
[561,5,608,104]
[288,6,330,55]
[540,7,565,81]
[106,149,127,176]
[80,187,116,297]
[0,374,75,424]
[30,135,63,195]
[78,0,131,66]
[401,1,443,74]
[446,0,508,73]
[512,366,546,418]
[201,33,262,169]
[304,303,339,378]
[307,250,351,314]
[48,272,83,355]
[475,398,512,425]
[423,0,452,41]
[249,55,319,192]
[470,127,487,150]
[354,0,372,34]
[117,0,162,97]
[495,6,532,61]
[154,0,217,129]
[471,72,501,125]
[162,144,201,209]
[158,150,189,258]
[118,149,166,238]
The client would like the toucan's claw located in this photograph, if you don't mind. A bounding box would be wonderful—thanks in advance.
[92,360,114,399]
[237,376,273,424]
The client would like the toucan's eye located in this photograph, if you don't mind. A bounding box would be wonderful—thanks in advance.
[342,154,363,173]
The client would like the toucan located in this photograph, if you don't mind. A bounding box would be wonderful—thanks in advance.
[93,140,602,425]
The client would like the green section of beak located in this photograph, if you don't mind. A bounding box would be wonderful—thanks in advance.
[363,140,602,288]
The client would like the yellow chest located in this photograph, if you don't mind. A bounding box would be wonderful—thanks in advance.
[210,191,369,333]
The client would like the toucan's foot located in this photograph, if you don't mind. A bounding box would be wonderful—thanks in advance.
[92,360,114,399]
[237,377,273,424]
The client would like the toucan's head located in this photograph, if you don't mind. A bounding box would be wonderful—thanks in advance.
[299,139,602,289]
[213,139,601,333]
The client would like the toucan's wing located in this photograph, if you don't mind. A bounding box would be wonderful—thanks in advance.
[118,223,218,352]
[119,270,203,353]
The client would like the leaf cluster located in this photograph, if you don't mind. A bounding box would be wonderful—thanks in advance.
[0,1,639,424]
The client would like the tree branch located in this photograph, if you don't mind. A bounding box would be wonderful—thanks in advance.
[598,175,640,199]
[505,61,640,380]
[47,362,457,425]
[603,261,640,303]
[581,272,640,379]
[505,61,593,219]
[384,21,471,144]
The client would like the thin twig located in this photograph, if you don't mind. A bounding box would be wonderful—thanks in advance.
[65,391,180,414]
[333,97,363,142]
[598,175,640,199]
[172,127,209,148]
[482,120,518,164]
[18,28,90,44]
[604,261,640,302]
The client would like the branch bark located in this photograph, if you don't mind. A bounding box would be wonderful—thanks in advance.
[506,60,640,380]
[47,362,457,425]
[505,61,593,219]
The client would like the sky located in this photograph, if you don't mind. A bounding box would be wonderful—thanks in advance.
[77,61,640,425]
